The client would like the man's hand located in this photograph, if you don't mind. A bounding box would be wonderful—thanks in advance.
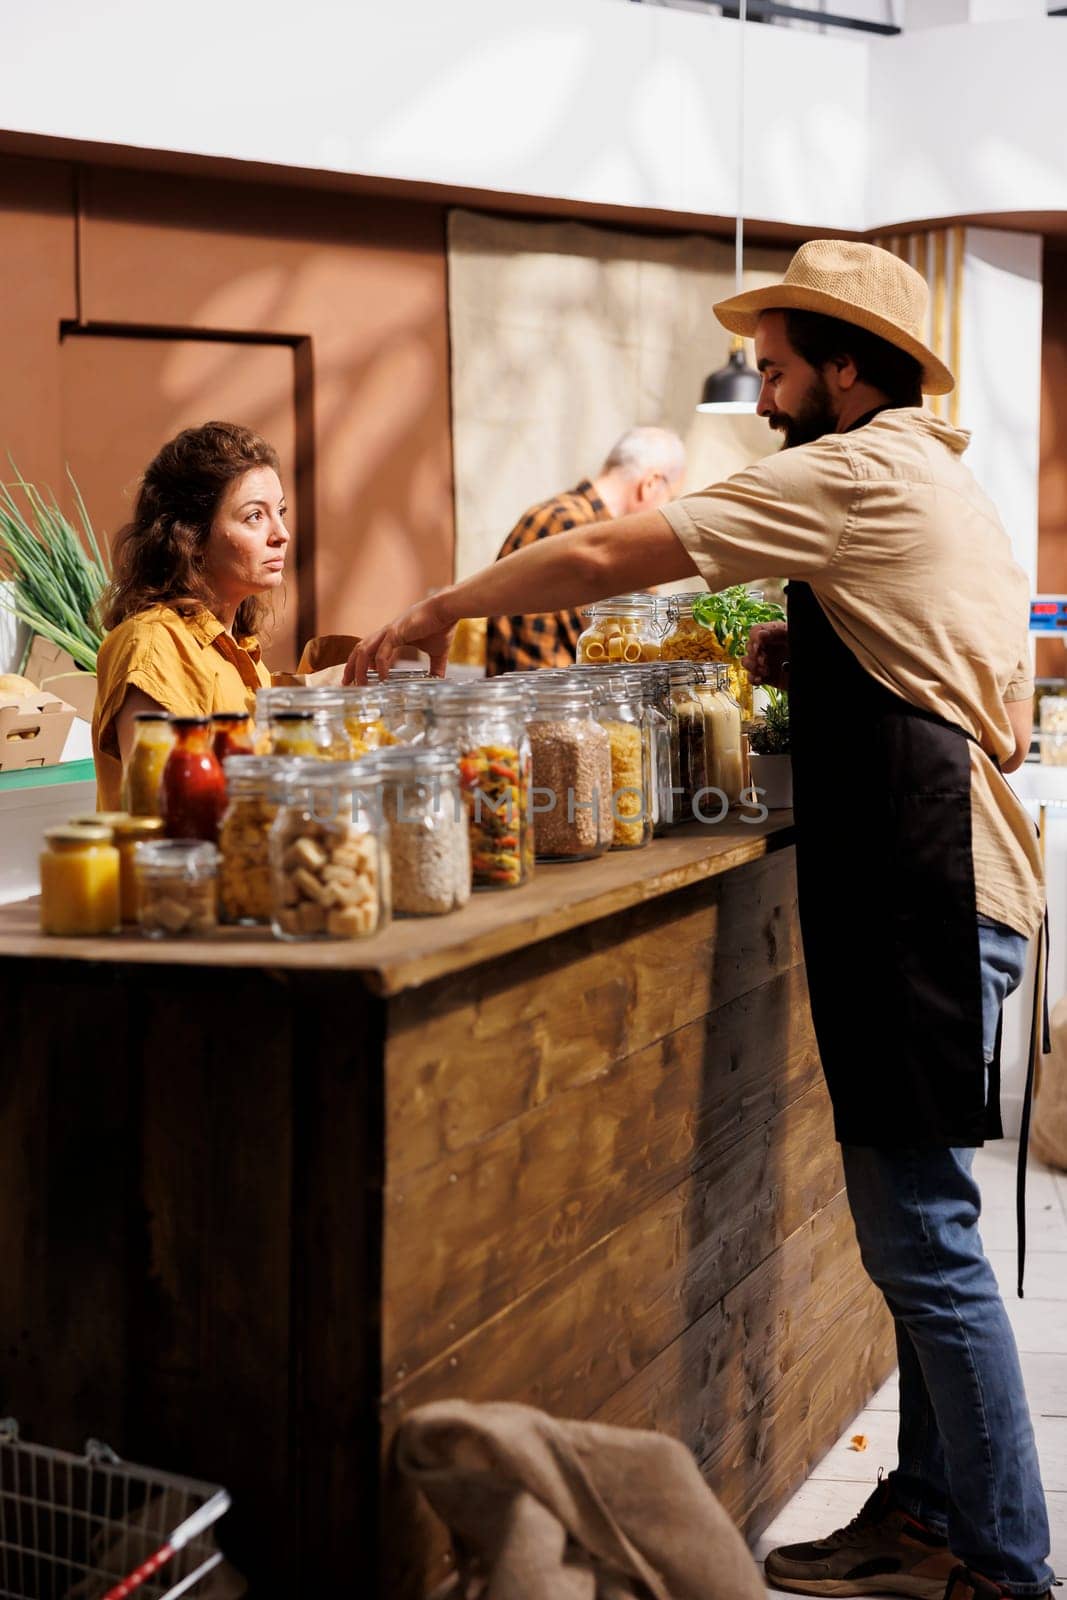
[743,621,790,690]
[344,597,454,684]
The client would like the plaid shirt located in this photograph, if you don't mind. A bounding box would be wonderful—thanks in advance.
[484,480,609,676]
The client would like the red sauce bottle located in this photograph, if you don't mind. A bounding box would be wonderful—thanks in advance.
[162,717,227,843]
[211,711,254,764]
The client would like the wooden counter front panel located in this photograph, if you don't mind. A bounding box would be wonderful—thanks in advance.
[380,848,893,1583]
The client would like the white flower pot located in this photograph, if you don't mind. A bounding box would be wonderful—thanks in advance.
[749,752,793,810]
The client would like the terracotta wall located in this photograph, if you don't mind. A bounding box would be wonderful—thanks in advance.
[0,155,455,671]
[1039,242,1067,680]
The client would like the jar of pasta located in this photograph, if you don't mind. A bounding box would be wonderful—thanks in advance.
[576,594,664,665]
[362,745,472,915]
[661,595,758,718]
[39,824,121,936]
[526,684,612,861]
[662,663,709,825]
[270,761,390,940]
[694,665,744,810]
[135,839,218,939]
[336,687,401,758]
[588,674,653,850]
[427,686,531,889]
[218,755,289,925]
[121,712,174,816]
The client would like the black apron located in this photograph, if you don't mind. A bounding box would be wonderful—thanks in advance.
[787,576,993,1149]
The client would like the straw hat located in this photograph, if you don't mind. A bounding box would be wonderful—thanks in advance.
[713,239,955,396]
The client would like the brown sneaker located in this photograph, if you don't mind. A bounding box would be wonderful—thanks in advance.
[764,1478,957,1597]
[942,1566,1051,1599]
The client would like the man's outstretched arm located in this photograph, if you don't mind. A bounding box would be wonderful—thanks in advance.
[344,509,699,682]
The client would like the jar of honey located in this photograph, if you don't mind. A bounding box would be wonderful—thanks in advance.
[161,718,227,842]
[39,825,121,936]
[121,713,174,816]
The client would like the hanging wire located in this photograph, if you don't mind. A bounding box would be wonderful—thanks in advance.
[736,0,747,298]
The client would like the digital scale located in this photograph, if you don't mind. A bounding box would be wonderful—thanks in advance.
[1030,595,1067,634]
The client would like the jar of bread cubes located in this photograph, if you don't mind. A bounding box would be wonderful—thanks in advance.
[270,761,390,941]
[217,755,289,925]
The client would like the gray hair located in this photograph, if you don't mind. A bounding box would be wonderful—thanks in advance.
[600,426,686,484]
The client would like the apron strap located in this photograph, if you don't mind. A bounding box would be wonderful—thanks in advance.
[1016,905,1050,1299]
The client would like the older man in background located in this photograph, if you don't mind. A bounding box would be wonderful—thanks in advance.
[484,426,686,675]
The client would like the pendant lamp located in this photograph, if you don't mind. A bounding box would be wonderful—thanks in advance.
[697,0,761,415]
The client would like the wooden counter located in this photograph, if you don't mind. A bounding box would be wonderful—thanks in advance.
[0,815,893,1596]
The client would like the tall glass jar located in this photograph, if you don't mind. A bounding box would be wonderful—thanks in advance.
[575,594,665,665]
[39,824,121,936]
[661,664,709,825]
[588,673,653,850]
[270,761,390,940]
[218,755,289,925]
[121,712,174,816]
[211,711,254,765]
[161,718,227,843]
[362,745,471,915]
[135,839,218,938]
[569,663,672,834]
[526,684,612,861]
[661,595,755,719]
[427,686,531,890]
[694,665,744,810]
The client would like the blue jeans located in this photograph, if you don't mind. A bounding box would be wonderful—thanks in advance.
[842,917,1054,1595]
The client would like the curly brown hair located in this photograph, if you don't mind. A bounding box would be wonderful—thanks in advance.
[99,421,281,637]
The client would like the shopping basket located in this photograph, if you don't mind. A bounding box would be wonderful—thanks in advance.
[0,1419,231,1600]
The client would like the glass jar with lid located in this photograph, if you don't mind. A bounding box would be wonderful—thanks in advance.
[161,717,227,842]
[661,663,709,825]
[427,684,531,889]
[1039,694,1067,767]
[39,824,121,936]
[525,683,612,861]
[211,711,254,765]
[270,760,390,940]
[112,814,166,923]
[586,672,653,850]
[579,663,673,833]
[362,745,472,915]
[661,594,756,719]
[576,593,665,665]
[264,699,349,759]
[121,711,174,816]
[135,839,218,939]
[693,665,744,810]
[218,754,290,925]
[336,686,402,758]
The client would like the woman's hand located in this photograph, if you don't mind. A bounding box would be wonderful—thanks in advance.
[344,597,455,684]
[743,621,790,690]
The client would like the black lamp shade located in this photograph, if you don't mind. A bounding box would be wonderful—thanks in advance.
[696,347,762,413]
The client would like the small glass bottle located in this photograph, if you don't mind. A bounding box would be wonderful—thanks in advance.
[121,712,174,816]
[270,761,390,940]
[427,686,531,890]
[211,711,254,765]
[111,814,166,924]
[39,824,121,936]
[135,839,219,939]
[161,717,227,843]
[218,755,288,925]
[362,745,471,916]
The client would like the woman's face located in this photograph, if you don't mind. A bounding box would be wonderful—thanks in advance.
[202,465,290,610]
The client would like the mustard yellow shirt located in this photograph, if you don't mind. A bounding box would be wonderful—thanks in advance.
[661,408,1043,938]
[92,604,271,808]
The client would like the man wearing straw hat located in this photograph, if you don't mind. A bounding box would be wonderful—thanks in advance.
[348,241,1052,1600]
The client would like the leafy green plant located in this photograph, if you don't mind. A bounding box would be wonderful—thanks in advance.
[750,687,790,755]
[0,466,110,673]
[690,585,785,659]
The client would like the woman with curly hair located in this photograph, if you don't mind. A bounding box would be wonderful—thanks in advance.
[92,420,290,807]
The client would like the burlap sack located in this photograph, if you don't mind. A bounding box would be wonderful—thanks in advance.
[1032,993,1067,1170]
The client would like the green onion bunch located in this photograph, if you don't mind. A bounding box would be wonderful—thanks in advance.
[690,584,785,659]
[0,467,110,673]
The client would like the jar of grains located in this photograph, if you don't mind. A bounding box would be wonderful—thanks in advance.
[525,684,612,861]
[362,745,471,915]
[694,665,744,811]
[661,663,709,825]
[134,839,218,939]
[587,673,653,850]
[270,761,390,940]
[217,755,290,925]
[427,685,531,890]
[575,593,665,665]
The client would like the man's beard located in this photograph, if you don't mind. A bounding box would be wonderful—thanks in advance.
[768,373,837,449]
